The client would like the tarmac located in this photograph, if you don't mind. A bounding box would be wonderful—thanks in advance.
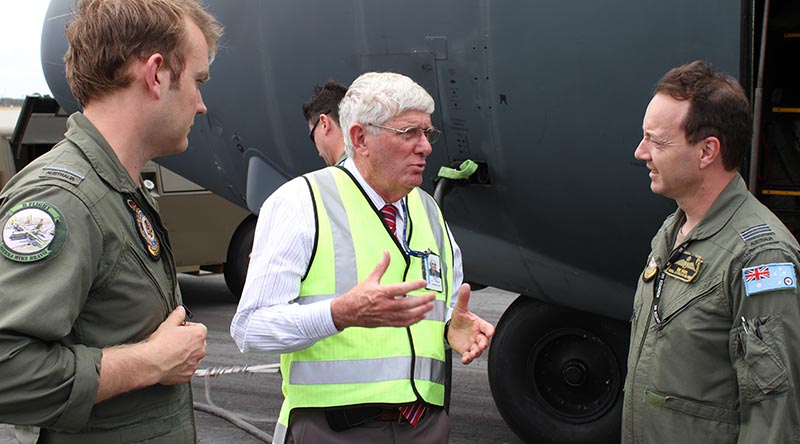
[0,274,523,444]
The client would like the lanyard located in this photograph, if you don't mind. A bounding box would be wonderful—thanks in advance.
[652,241,690,329]
[399,199,429,258]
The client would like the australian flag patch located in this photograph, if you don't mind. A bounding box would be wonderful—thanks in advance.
[742,262,797,296]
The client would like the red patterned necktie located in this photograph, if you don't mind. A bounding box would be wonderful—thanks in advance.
[399,402,426,427]
[380,204,426,425]
[381,204,398,235]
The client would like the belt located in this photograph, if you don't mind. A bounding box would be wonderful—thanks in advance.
[325,405,431,431]
[375,409,403,422]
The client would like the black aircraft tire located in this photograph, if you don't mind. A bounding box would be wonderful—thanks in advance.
[224,215,257,300]
[488,296,630,444]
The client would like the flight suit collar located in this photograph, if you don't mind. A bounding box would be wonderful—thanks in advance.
[651,175,747,265]
[64,112,139,194]
[681,175,747,243]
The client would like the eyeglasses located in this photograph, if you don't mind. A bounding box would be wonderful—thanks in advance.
[368,123,442,144]
[308,111,330,144]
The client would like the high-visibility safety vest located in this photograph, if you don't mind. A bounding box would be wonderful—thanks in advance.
[272,166,454,443]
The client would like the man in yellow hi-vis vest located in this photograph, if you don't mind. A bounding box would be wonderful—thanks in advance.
[232,72,495,443]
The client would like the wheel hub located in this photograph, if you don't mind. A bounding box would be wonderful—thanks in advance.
[562,360,588,387]
[528,328,620,423]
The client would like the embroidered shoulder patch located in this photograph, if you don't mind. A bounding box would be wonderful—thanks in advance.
[0,201,67,262]
[742,263,796,296]
[40,165,86,187]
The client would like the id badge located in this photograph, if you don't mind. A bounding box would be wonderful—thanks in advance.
[423,253,443,292]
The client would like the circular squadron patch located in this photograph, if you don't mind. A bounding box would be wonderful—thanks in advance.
[1,201,66,262]
[642,257,658,282]
[126,198,161,259]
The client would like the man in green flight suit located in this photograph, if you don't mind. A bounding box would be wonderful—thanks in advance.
[623,60,800,442]
[0,1,222,442]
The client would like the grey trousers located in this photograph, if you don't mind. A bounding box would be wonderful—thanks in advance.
[286,408,451,444]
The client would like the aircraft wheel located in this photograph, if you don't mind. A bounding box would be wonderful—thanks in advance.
[488,296,629,444]
[224,215,257,300]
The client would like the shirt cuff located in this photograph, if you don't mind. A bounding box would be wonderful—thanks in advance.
[301,299,340,339]
[52,345,102,431]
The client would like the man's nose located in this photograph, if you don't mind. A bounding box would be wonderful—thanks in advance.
[417,137,432,157]
[196,94,208,115]
[634,139,648,160]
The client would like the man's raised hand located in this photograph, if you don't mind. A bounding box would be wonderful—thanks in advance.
[331,251,435,329]
[448,283,495,364]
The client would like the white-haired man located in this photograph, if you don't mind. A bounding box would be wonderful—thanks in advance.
[232,72,494,443]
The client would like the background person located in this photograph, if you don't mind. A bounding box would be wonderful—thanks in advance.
[302,79,348,166]
[232,71,494,444]
[623,60,800,443]
[0,1,222,442]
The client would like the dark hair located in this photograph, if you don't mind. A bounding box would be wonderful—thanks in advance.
[65,0,222,107]
[302,80,348,125]
[654,60,752,171]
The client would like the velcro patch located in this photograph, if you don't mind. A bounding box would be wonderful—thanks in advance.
[1,201,66,262]
[665,251,703,283]
[739,224,774,242]
[40,165,86,186]
[742,263,797,296]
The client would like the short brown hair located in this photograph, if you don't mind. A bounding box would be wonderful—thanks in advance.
[302,80,348,125]
[65,0,223,107]
[654,60,752,171]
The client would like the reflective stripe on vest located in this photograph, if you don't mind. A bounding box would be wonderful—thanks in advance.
[273,167,454,441]
[290,356,446,385]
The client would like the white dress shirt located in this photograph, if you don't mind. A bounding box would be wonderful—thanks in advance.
[230,158,463,353]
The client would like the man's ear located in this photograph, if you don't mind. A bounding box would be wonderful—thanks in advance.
[143,53,165,98]
[319,114,332,135]
[350,123,369,156]
[699,136,721,169]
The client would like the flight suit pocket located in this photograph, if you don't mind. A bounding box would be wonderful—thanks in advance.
[641,389,739,444]
[124,242,171,315]
[732,315,791,403]
[643,389,739,424]
[653,277,722,330]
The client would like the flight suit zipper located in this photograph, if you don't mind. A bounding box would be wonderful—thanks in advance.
[629,240,689,441]
[628,288,654,442]
[128,243,172,317]
[133,190,179,312]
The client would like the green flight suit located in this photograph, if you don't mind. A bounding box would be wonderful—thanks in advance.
[623,176,800,443]
[0,113,195,443]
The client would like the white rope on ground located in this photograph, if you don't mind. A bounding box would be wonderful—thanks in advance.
[192,363,281,443]
[194,402,273,443]
[194,363,281,377]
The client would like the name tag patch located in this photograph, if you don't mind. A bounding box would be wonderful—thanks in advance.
[664,251,703,283]
[743,263,797,296]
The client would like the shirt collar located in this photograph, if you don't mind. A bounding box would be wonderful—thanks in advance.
[342,157,405,210]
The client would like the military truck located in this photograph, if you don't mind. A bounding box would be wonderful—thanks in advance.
[1,95,254,298]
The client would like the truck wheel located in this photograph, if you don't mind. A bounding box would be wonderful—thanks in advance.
[488,296,629,444]
[224,215,257,300]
